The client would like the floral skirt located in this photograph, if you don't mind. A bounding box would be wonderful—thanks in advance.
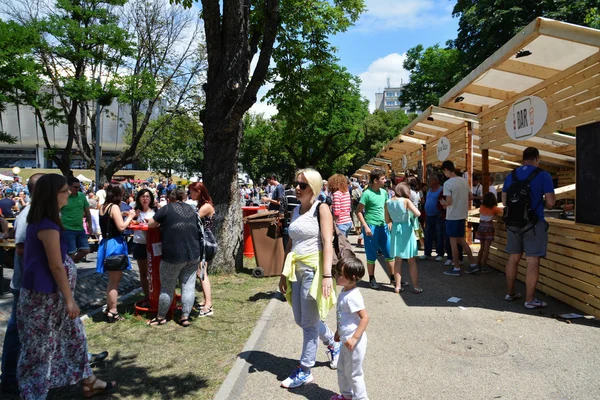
[476,221,495,241]
[17,256,92,400]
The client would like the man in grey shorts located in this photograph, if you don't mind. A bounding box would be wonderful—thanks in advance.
[502,147,555,309]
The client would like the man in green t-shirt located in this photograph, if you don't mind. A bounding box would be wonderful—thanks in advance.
[62,176,92,263]
[356,168,395,289]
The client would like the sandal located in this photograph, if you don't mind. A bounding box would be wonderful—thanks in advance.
[178,318,191,327]
[106,311,124,323]
[413,287,424,294]
[83,377,116,398]
[147,317,167,326]
[198,306,213,317]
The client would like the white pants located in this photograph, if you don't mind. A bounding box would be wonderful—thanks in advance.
[338,333,368,400]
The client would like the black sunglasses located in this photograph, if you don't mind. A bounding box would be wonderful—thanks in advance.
[293,181,309,190]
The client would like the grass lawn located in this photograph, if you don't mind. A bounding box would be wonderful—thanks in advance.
[46,266,279,400]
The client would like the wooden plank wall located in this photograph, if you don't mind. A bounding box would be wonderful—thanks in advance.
[487,219,600,318]
[479,52,600,150]
[557,168,576,187]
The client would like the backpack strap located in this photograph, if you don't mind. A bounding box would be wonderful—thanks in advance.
[524,167,542,184]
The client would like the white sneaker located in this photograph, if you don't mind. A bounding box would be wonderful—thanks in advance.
[281,366,314,389]
[435,256,444,261]
[326,342,341,369]
[443,259,454,266]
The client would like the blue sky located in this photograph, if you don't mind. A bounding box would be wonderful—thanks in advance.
[251,0,461,115]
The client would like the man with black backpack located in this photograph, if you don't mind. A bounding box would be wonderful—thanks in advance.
[502,147,555,309]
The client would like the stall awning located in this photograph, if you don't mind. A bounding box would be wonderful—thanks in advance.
[439,17,598,167]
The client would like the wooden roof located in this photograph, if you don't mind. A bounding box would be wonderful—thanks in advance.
[439,17,598,165]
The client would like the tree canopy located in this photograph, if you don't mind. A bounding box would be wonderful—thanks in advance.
[400,0,600,111]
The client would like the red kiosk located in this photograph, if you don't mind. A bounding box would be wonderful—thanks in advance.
[130,224,178,316]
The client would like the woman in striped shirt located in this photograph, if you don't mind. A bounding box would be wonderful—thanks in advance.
[328,174,353,237]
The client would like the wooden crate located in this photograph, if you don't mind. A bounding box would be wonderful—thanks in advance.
[488,219,600,318]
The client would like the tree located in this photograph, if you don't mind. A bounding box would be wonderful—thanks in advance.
[452,0,597,71]
[0,20,36,144]
[3,0,133,177]
[346,109,415,174]
[132,113,204,178]
[2,0,205,181]
[171,0,366,273]
[239,113,290,185]
[268,63,369,178]
[398,44,464,113]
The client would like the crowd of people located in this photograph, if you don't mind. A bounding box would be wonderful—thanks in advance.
[275,146,555,399]
[0,174,218,398]
[0,145,556,399]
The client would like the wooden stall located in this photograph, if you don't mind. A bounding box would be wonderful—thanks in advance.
[439,17,599,317]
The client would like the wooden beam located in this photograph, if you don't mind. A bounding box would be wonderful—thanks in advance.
[464,84,518,101]
[482,149,490,195]
[421,144,427,183]
[449,101,483,115]
[494,59,561,80]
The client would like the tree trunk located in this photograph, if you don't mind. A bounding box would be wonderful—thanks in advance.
[202,119,244,274]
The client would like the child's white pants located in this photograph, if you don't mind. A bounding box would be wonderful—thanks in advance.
[338,332,368,400]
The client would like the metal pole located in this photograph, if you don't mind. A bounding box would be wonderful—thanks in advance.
[95,77,101,189]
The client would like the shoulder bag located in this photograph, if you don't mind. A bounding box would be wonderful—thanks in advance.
[102,204,129,271]
[198,213,218,263]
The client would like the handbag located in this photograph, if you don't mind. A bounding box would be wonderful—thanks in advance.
[198,214,218,262]
[102,204,129,272]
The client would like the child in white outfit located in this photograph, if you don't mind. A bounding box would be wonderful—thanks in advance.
[331,256,370,400]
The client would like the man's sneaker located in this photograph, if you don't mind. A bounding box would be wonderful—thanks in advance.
[444,268,461,277]
[419,255,428,260]
[465,264,480,274]
[504,292,522,301]
[326,342,341,369]
[435,256,444,261]
[443,259,454,266]
[281,366,314,389]
[524,299,547,309]
[401,280,410,286]
[369,277,379,289]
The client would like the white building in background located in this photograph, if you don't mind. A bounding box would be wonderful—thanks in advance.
[374,80,415,114]
[0,96,163,170]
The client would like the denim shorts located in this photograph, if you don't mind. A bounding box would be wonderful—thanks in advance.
[445,219,466,238]
[63,229,90,254]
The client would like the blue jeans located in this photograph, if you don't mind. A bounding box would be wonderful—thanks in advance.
[336,222,353,237]
[1,289,20,386]
[424,215,445,257]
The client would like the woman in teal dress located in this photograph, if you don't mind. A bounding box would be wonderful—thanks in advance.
[385,182,423,294]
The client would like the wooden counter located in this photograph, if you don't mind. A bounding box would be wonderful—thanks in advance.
[488,218,600,318]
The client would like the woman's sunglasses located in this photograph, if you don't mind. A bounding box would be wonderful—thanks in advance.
[293,181,309,190]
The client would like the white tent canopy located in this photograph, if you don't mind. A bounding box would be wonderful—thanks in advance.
[0,174,15,181]
[76,174,92,182]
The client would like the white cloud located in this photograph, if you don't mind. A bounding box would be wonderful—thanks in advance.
[358,53,410,111]
[355,0,455,31]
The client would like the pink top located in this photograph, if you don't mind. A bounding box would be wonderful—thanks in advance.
[332,190,352,225]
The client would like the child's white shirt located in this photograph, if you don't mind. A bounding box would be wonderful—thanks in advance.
[337,287,365,342]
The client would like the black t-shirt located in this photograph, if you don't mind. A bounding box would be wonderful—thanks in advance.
[153,202,200,263]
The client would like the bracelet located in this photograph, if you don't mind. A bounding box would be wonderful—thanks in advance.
[322,275,332,278]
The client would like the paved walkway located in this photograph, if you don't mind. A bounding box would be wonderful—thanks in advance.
[224,236,600,400]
